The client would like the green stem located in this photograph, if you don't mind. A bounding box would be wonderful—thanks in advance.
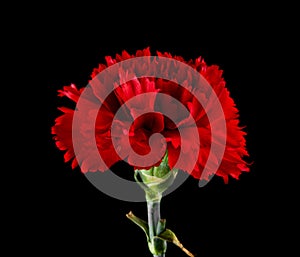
[147,200,161,239]
[146,193,167,257]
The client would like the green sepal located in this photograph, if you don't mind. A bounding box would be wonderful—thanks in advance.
[152,152,169,178]
[126,211,150,242]
[155,229,195,257]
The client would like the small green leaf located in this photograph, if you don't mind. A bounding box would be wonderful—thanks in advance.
[152,237,167,255]
[126,211,150,242]
[156,219,166,235]
[155,229,195,257]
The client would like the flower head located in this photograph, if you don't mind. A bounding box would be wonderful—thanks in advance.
[52,47,250,183]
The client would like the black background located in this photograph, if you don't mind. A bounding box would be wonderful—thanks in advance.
[13,3,288,257]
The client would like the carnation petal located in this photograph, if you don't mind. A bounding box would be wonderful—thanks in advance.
[52,47,251,182]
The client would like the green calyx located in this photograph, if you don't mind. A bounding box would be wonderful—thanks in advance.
[134,151,178,202]
[139,152,170,178]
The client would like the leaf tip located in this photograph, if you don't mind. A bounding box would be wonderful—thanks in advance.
[126,211,133,217]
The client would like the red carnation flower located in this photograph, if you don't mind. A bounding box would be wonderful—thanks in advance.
[52,47,250,183]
